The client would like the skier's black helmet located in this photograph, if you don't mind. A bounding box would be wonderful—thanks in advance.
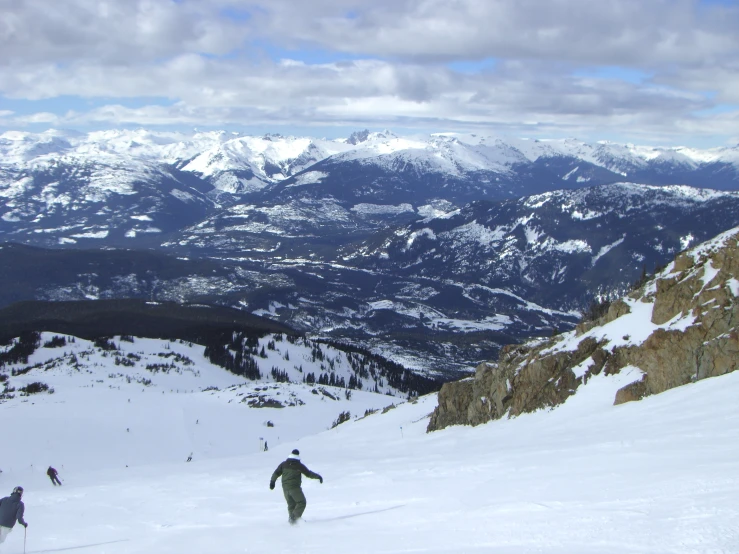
[12,486,23,496]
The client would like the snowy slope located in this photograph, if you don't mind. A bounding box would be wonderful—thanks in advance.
[328,133,525,176]
[1,338,739,552]
[180,134,352,195]
[0,332,410,473]
[0,129,228,166]
[465,134,739,172]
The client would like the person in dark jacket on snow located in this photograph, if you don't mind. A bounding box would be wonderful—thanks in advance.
[0,486,28,545]
[47,466,62,486]
[269,449,323,524]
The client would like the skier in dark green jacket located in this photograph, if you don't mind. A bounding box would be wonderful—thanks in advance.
[270,449,323,524]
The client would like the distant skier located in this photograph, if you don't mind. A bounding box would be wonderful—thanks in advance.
[0,486,28,546]
[269,449,323,525]
[47,466,62,486]
[264,441,268,452]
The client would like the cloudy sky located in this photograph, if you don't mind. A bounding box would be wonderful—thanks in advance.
[1,0,737,146]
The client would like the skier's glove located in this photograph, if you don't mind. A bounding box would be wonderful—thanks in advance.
[22,522,28,528]
[319,476,323,484]
[269,482,275,490]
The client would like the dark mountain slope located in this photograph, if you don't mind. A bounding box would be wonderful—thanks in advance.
[346,184,739,309]
[0,299,293,344]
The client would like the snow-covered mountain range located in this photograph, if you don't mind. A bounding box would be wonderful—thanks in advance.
[4,129,737,194]
[2,128,738,250]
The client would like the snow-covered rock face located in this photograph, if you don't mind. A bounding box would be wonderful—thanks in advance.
[428,226,739,430]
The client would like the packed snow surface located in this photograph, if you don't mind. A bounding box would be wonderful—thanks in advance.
[2,334,739,553]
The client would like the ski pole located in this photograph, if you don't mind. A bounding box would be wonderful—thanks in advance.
[24,525,27,554]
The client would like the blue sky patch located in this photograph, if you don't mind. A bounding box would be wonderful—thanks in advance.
[0,96,176,116]
[447,59,498,74]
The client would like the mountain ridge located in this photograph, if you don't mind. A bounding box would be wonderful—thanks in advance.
[3,128,738,251]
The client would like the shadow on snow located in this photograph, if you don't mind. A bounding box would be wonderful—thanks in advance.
[28,539,129,553]
[307,504,405,523]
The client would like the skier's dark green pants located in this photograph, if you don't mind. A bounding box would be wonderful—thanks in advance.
[283,487,306,521]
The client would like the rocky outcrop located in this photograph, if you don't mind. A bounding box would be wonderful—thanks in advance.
[428,227,739,432]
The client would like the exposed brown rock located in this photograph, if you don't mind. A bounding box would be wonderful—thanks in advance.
[428,229,739,432]
[614,377,647,405]
[606,299,631,323]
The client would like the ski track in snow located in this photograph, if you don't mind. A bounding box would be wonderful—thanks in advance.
[0,333,738,553]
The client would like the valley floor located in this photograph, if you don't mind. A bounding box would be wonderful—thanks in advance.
[2,368,739,553]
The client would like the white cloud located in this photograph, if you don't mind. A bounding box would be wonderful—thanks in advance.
[0,0,737,145]
[15,112,60,124]
[0,0,246,66]
[4,0,737,68]
[3,72,733,146]
[655,63,739,104]
[242,0,739,66]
